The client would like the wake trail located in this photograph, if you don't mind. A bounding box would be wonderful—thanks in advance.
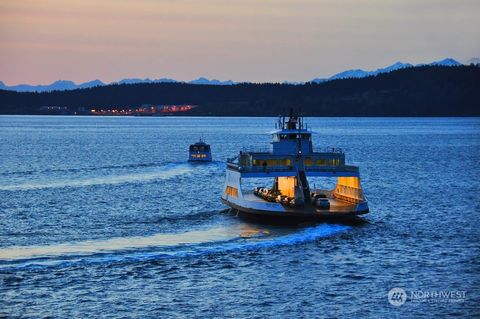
[0,224,350,270]
[0,164,192,191]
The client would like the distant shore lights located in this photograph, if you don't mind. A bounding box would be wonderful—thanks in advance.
[89,104,197,115]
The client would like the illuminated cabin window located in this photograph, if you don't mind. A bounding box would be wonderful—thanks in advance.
[191,154,207,158]
[253,159,268,166]
[316,159,327,166]
[266,159,277,166]
[329,159,340,166]
[252,160,263,166]
[304,158,314,166]
[278,159,291,166]
[225,186,238,197]
[252,159,291,166]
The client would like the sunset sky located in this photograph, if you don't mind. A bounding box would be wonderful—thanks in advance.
[1,0,479,85]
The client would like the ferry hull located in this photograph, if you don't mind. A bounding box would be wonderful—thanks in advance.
[221,198,369,224]
[188,157,212,162]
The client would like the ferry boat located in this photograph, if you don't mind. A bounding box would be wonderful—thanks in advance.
[221,112,369,222]
[188,138,212,162]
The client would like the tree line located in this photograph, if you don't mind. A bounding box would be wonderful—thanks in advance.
[0,65,479,116]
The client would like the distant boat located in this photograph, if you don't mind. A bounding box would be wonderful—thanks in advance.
[188,138,212,162]
[221,110,369,222]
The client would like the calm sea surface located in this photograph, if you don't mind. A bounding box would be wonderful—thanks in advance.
[0,116,479,318]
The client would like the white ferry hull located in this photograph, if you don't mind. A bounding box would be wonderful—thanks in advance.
[221,195,368,223]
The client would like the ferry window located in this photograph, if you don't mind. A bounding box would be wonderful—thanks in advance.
[267,159,277,166]
[278,159,291,166]
[304,158,313,166]
[316,159,327,166]
[290,134,303,139]
[193,146,198,151]
[253,159,267,166]
[225,186,238,197]
[329,159,340,166]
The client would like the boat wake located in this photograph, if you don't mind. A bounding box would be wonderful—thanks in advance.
[0,161,165,177]
[1,160,225,178]
[0,223,349,270]
[0,163,193,191]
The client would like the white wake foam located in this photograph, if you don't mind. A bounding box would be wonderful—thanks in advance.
[0,166,191,191]
[0,223,349,264]
[0,225,244,261]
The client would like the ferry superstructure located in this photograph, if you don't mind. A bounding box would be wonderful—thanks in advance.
[221,112,369,221]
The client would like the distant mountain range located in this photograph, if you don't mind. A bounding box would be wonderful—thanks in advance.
[310,58,464,83]
[0,57,476,92]
[0,77,236,92]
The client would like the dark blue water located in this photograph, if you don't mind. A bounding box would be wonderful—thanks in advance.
[1,116,479,318]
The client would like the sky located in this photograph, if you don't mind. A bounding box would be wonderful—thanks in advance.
[1,0,479,85]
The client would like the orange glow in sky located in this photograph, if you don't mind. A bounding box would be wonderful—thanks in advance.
[1,0,479,84]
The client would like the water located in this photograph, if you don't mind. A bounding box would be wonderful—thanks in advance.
[0,116,479,318]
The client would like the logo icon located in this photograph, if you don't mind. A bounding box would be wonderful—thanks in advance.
[388,287,407,306]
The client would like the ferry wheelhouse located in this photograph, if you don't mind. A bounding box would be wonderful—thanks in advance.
[188,139,212,162]
[221,113,369,221]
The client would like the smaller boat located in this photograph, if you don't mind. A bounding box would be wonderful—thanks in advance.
[188,138,212,162]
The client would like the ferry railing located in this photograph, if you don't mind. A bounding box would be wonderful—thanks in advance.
[313,146,344,154]
[228,164,359,173]
[227,155,239,164]
[240,147,272,154]
[237,147,344,154]
[236,165,294,173]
